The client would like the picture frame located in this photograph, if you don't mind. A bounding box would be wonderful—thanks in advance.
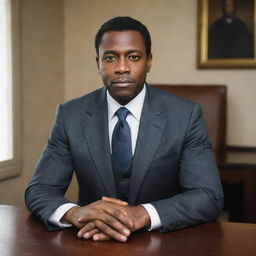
[198,0,256,68]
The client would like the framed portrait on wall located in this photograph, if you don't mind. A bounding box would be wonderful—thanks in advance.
[198,0,256,68]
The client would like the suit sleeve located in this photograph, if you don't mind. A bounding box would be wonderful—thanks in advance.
[151,104,224,232]
[25,104,74,231]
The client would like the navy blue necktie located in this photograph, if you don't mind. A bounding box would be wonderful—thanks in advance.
[112,107,132,175]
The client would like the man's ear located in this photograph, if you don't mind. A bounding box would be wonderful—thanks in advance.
[146,54,153,73]
[96,56,99,70]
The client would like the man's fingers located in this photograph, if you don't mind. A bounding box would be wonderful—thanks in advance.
[93,232,112,241]
[98,214,131,237]
[78,217,130,241]
[77,222,99,239]
[102,207,133,229]
[78,220,129,242]
[77,203,134,230]
[79,228,100,239]
[92,220,129,242]
[102,196,128,206]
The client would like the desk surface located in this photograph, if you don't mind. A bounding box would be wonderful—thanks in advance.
[1,205,256,256]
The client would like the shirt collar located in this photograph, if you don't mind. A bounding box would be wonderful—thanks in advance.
[107,84,146,122]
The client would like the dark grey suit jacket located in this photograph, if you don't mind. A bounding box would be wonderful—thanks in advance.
[25,84,223,232]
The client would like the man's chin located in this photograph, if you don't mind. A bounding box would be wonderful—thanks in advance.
[110,92,133,105]
[116,96,133,105]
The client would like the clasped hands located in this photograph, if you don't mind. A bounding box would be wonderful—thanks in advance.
[62,197,150,242]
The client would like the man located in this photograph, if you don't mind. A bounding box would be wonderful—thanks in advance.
[208,0,254,59]
[25,16,223,243]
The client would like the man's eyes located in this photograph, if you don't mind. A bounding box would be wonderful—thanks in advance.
[128,55,140,61]
[103,55,141,62]
[104,56,116,62]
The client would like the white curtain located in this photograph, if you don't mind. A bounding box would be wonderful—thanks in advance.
[0,0,13,162]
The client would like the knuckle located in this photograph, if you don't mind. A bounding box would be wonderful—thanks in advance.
[88,222,95,229]
[106,216,116,224]
[113,209,122,217]
[95,220,104,229]
[100,225,108,233]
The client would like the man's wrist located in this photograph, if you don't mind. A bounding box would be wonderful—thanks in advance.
[48,203,78,228]
[141,204,162,231]
[61,205,80,224]
[136,205,151,229]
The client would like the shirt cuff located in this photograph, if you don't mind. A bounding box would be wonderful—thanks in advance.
[48,203,78,228]
[141,203,162,231]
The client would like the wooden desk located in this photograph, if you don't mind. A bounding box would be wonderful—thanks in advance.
[1,205,256,256]
[219,149,256,223]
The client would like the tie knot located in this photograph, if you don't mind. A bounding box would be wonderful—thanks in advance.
[116,107,129,121]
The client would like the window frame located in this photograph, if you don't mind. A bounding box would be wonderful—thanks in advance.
[0,0,21,180]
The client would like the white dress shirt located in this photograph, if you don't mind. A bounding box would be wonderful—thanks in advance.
[49,85,162,231]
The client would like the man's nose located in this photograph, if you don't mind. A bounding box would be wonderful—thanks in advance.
[115,57,130,74]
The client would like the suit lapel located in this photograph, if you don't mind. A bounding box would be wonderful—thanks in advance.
[129,86,166,205]
[81,88,117,197]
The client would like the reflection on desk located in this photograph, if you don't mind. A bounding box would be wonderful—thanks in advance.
[0,205,256,256]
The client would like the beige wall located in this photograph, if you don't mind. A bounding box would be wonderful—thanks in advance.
[64,0,256,146]
[1,0,255,206]
[0,0,64,206]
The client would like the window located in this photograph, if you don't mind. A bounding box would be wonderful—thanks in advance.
[0,0,13,162]
[0,0,21,180]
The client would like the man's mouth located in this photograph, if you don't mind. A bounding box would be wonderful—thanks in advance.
[111,79,135,87]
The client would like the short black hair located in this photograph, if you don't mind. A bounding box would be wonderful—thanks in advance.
[95,16,151,56]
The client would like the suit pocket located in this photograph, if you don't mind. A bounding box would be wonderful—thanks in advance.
[150,153,178,168]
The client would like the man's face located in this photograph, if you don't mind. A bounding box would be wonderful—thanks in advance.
[224,0,235,17]
[97,30,152,105]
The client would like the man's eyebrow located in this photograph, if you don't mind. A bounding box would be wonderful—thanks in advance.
[102,49,143,55]
[127,50,143,54]
[102,50,117,55]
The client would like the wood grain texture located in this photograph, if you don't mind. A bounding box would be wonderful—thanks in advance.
[1,205,256,256]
